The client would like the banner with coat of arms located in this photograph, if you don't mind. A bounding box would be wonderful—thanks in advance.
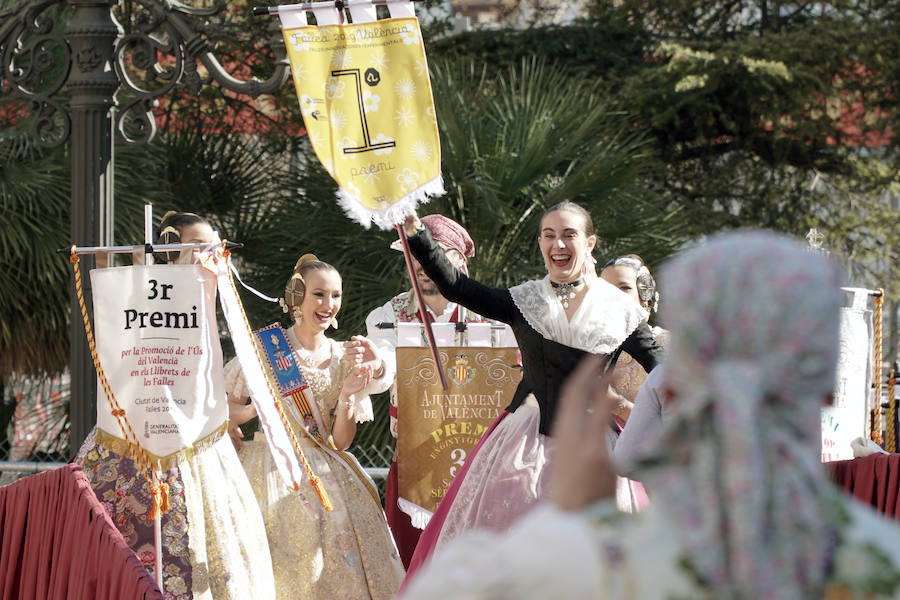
[396,347,522,519]
[277,0,444,229]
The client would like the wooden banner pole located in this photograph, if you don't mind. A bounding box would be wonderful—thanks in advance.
[395,225,448,390]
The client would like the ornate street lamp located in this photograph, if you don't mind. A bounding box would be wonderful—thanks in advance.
[1,0,290,454]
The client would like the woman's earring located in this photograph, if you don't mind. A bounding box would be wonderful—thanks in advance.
[583,250,598,277]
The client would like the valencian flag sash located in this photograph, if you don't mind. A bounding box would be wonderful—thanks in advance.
[254,324,384,508]
[200,244,332,510]
[277,0,444,229]
[254,325,324,443]
[256,326,308,397]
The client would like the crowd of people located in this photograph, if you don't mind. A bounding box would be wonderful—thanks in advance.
[72,205,900,599]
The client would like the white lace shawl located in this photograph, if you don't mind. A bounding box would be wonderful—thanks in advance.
[509,276,648,355]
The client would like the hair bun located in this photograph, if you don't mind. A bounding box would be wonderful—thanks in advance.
[294,253,319,273]
[155,225,182,264]
[159,210,178,226]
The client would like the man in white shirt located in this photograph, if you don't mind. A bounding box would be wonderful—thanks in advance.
[365,214,485,568]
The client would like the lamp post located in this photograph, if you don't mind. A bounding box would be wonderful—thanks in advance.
[1,0,290,455]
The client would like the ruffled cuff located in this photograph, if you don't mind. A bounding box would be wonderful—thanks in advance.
[223,356,250,400]
[366,345,395,395]
[345,393,375,424]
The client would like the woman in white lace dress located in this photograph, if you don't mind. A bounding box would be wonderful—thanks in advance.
[225,254,404,599]
[400,203,665,584]
[76,211,275,599]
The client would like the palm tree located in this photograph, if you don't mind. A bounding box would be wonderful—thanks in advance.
[0,133,176,384]
[0,133,157,459]
[241,57,685,341]
[0,137,71,381]
[424,56,683,283]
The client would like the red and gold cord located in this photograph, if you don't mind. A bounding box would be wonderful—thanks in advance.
[70,247,170,520]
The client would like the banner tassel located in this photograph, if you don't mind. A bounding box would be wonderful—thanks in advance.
[147,482,171,521]
[310,475,334,512]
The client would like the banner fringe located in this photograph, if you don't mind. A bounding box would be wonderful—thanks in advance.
[398,496,434,530]
[336,175,445,230]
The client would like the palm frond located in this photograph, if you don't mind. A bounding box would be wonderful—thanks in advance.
[0,136,71,379]
[425,56,683,287]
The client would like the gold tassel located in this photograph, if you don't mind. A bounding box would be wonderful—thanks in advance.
[147,485,162,521]
[158,481,171,513]
[310,475,333,512]
[145,481,171,521]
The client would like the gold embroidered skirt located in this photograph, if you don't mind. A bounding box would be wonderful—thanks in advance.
[239,434,404,599]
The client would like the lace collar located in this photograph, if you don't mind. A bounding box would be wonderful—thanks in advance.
[509,276,648,354]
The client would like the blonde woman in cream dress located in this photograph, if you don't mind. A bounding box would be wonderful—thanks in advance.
[225,254,404,599]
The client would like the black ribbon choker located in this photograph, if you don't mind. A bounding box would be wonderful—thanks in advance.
[550,279,583,308]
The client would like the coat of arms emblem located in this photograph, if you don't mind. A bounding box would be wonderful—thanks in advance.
[255,325,306,395]
[448,354,475,387]
[270,333,293,372]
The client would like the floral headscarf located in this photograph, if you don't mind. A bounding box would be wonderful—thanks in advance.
[640,230,844,599]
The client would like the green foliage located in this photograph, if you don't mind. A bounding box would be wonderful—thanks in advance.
[427,25,650,83]
[0,138,70,379]
[0,135,151,381]
[8,0,900,450]
[141,57,681,349]
[424,56,683,281]
[454,2,900,287]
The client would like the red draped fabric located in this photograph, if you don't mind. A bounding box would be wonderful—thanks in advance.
[0,463,163,600]
[385,459,421,569]
[825,453,900,519]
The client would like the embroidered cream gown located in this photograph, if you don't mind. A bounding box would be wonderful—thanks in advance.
[225,330,404,599]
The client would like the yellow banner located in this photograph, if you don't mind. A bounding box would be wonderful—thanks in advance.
[280,8,443,229]
[397,347,522,514]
